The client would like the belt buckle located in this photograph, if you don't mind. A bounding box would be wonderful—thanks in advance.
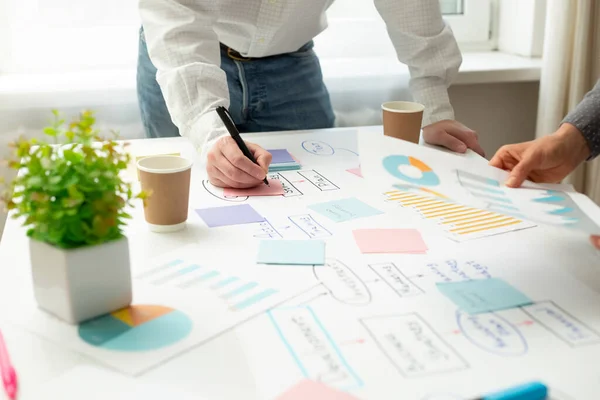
[227,47,252,62]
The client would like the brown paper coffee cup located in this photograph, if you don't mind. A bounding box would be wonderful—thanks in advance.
[137,156,193,233]
[382,101,425,144]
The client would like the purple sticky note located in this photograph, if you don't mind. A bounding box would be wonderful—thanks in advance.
[268,149,295,164]
[196,204,265,227]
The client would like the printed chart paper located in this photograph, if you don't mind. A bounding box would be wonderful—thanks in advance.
[359,131,600,235]
[11,245,318,375]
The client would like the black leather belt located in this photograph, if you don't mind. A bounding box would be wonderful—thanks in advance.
[220,43,254,62]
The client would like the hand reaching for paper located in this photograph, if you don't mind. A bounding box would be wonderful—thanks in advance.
[489,123,590,188]
[422,120,485,157]
[207,136,272,188]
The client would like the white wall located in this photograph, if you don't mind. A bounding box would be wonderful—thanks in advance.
[0,80,539,240]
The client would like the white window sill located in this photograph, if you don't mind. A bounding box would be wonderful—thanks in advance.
[319,51,542,85]
[0,51,541,110]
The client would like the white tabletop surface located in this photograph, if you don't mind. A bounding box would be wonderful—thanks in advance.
[3,126,588,400]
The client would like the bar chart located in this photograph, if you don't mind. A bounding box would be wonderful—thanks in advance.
[456,170,600,232]
[136,259,278,312]
[384,189,535,241]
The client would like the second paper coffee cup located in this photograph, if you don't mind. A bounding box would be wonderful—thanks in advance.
[382,101,425,144]
[137,155,193,233]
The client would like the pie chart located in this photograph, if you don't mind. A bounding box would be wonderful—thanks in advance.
[78,305,192,352]
[383,155,440,186]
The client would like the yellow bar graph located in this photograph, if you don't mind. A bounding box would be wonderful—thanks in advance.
[454,219,522,235]
[402,199,445,207]
[450,217,516,233]
[450,214,513,228]
[384,188,533,240]
[423,205,468,218]
[441,211,493,224]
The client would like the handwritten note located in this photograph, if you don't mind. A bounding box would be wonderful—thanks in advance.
[436,278,532,314]
[309,198,383,223]
[257,240,326,265]
[269,307,362,389]
[223,180,284,197]
[352,229,427,254]
[360,314,467,377]
[275,380,360,400]
[288,214,332,239]
[195,204,264,227]
[298,170,339,191]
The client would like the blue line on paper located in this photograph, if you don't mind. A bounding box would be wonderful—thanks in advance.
[267,306,363,390]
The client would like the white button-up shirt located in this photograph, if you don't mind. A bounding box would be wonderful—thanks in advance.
[139,0,462,153]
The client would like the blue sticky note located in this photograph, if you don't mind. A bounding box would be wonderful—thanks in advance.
[196,204,264,227]
[436,278,532,314]
[257,240,326,265]
[308,197,383,223]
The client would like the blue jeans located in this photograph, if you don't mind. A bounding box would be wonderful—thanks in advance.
[136,29,335,138]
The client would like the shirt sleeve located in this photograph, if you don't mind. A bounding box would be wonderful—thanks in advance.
[373,0,462,126]
[562,80,600,160]
[139,0,229,156]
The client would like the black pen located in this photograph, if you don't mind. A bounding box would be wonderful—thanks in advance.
[215,106,269,186]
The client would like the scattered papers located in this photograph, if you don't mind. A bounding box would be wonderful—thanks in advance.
[275,380,360,400]
[346,167,363,178]
[196,204,264,227]
[268,149,302,172]
[352,229,427,254]
[309,197,383,223]
[436,278,533,314]
[257,240,326,265]
[224,180,285,197]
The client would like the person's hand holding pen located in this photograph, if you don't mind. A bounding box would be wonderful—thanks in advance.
[207,107,273,189]
[207,137,272,188]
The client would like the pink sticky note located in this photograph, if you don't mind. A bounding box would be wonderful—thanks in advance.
[346,167,363,178]
[223,179,284,197]
[352,229,428,254]
[275,380,360,400]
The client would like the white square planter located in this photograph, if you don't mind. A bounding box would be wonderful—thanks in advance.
[29,237,133,324]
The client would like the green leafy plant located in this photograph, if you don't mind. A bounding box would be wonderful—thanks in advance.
[1,110,147,249]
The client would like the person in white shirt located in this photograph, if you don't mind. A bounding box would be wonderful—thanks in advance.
[138,0,484,188]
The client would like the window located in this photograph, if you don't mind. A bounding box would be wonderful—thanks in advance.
[0,0,494,74]
[0,0,139,74]
[314,0,494,59]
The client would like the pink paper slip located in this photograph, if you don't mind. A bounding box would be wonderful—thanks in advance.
[353,228,428,254]
[223,179,284,197]
[275,380,360,400]
[346,167,363,178]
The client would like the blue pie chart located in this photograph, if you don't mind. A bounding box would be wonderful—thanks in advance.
[383,155,440,186]
[78,305,192,352]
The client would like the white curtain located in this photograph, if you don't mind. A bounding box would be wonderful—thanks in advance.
[536,0,600,201]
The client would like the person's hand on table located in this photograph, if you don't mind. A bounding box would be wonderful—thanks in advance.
[206,136,272,188]
[422,120,486,157]
[489,123,590,188]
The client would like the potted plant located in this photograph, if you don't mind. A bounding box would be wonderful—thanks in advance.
[1,111,147,324]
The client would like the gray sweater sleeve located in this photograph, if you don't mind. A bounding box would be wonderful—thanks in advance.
[563,79,600,159]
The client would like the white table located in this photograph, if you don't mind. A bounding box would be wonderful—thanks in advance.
[2,126,597,400]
